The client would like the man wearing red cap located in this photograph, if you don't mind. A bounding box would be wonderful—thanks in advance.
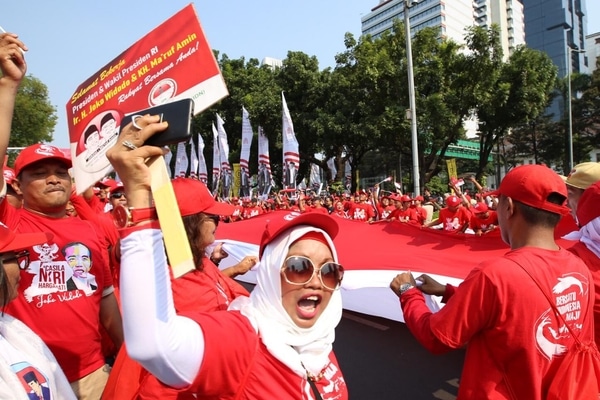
[391,164,596,399]
[468,202,498,236]
[0,45,121,398]
[388,194,419,223]
[424,195,470,232]
[349,190,375,222]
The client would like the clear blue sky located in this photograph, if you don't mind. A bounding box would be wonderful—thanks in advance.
[3,0,600,149]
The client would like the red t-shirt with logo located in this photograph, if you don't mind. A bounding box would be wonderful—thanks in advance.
[1,203,112,382]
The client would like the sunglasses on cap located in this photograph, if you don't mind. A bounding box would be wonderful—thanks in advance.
[281,255,344,291]
[111,192,126,199]
[0,250,30,270]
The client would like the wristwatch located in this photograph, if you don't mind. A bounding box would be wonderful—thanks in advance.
[114,205,158,228]
[399,282,415,296]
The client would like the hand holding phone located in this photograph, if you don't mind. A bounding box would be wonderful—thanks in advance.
[120,98,194,147]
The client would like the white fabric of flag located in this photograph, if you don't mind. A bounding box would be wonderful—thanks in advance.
[257,126,273,198]
[189,137,199,179]
[345,159,352,190]
[196,134,208,183]
[326,157,337,181]
[216,113,232,198]
[281,92,299,189]
[174,142,188,178]
[164,151,173,179]
[309,163,321,191]
[212,123,220,194]
[240,107,253,197]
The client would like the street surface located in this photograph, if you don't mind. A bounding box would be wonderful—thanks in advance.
[335,310,465,400]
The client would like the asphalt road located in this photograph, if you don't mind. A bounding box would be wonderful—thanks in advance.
[334,310,465,400]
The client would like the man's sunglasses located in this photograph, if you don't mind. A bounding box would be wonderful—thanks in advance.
[0,250,30,270]
[111,192,126,199]
[281,255,344,291]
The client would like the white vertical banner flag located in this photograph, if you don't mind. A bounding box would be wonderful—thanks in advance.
[216,113,232,198]
[309,163,322,193]
[164,151,173,179]
[189,137,199,180]
[211,123,220,194]
[197,134,208,184]
[240,107,253,198]
[257,126,273,198]
[175,142,188,178]
[326,157,337,181]
[345,159,352,190]
[281,92,299,190]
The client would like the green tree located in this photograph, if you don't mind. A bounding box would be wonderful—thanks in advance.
[11,75,57,150]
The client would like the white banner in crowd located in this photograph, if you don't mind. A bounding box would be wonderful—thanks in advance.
[281,92,299,190]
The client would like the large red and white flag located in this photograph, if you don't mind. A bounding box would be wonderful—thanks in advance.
[196,134,208,183]
[174,142,188,178]
[240,107,253,198]
[257,126,273,198]
[281,92,299,190]
[211,123,220,194]
[216,113,232,198]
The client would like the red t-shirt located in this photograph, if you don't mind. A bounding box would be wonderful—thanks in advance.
[568,241,600,347]
[437,207,470,231]
[469,211,499,233]
[243,206,263,219]
[1,203,112,382]
[378,205,395,220]
[179,311,349,400]
[401,247,594,399]
[349,202,374,221]
[389,207,419,223]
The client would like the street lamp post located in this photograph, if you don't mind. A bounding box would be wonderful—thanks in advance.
[566,44,585,171]
[404,0,420,196]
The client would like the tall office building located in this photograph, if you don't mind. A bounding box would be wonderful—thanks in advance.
[585,32,599,73]
[361,0,525,59]
[522,0,588,118]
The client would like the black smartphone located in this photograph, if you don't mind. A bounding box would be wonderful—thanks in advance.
[120,98,194,147]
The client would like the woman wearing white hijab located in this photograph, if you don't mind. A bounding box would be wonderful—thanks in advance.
[108,115,348,399]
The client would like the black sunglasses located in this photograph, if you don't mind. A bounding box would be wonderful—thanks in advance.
[281,255,344,291]
[111,192,126,199]
[204,215,220,226]
[0,250,30,270]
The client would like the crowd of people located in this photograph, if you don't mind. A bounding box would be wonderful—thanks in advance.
[1,31,600,399]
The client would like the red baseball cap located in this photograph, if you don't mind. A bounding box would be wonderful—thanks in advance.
[109,181,125,195]
[171,178,235,217]
[400,195,412,202]
[576,181,600,227]
[259,211,339,257]
[472,202,488,214]
[446,195,461,207]
[487,164,568,215]
[3,167,15,185]
[14,144,72,176]
[0,221,52,253]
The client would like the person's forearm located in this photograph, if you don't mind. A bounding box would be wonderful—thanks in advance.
[120,228,204,387]
[99,292,124,349]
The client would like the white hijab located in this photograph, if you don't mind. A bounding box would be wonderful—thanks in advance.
[565,217,600,258]
[228,225,343,378]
